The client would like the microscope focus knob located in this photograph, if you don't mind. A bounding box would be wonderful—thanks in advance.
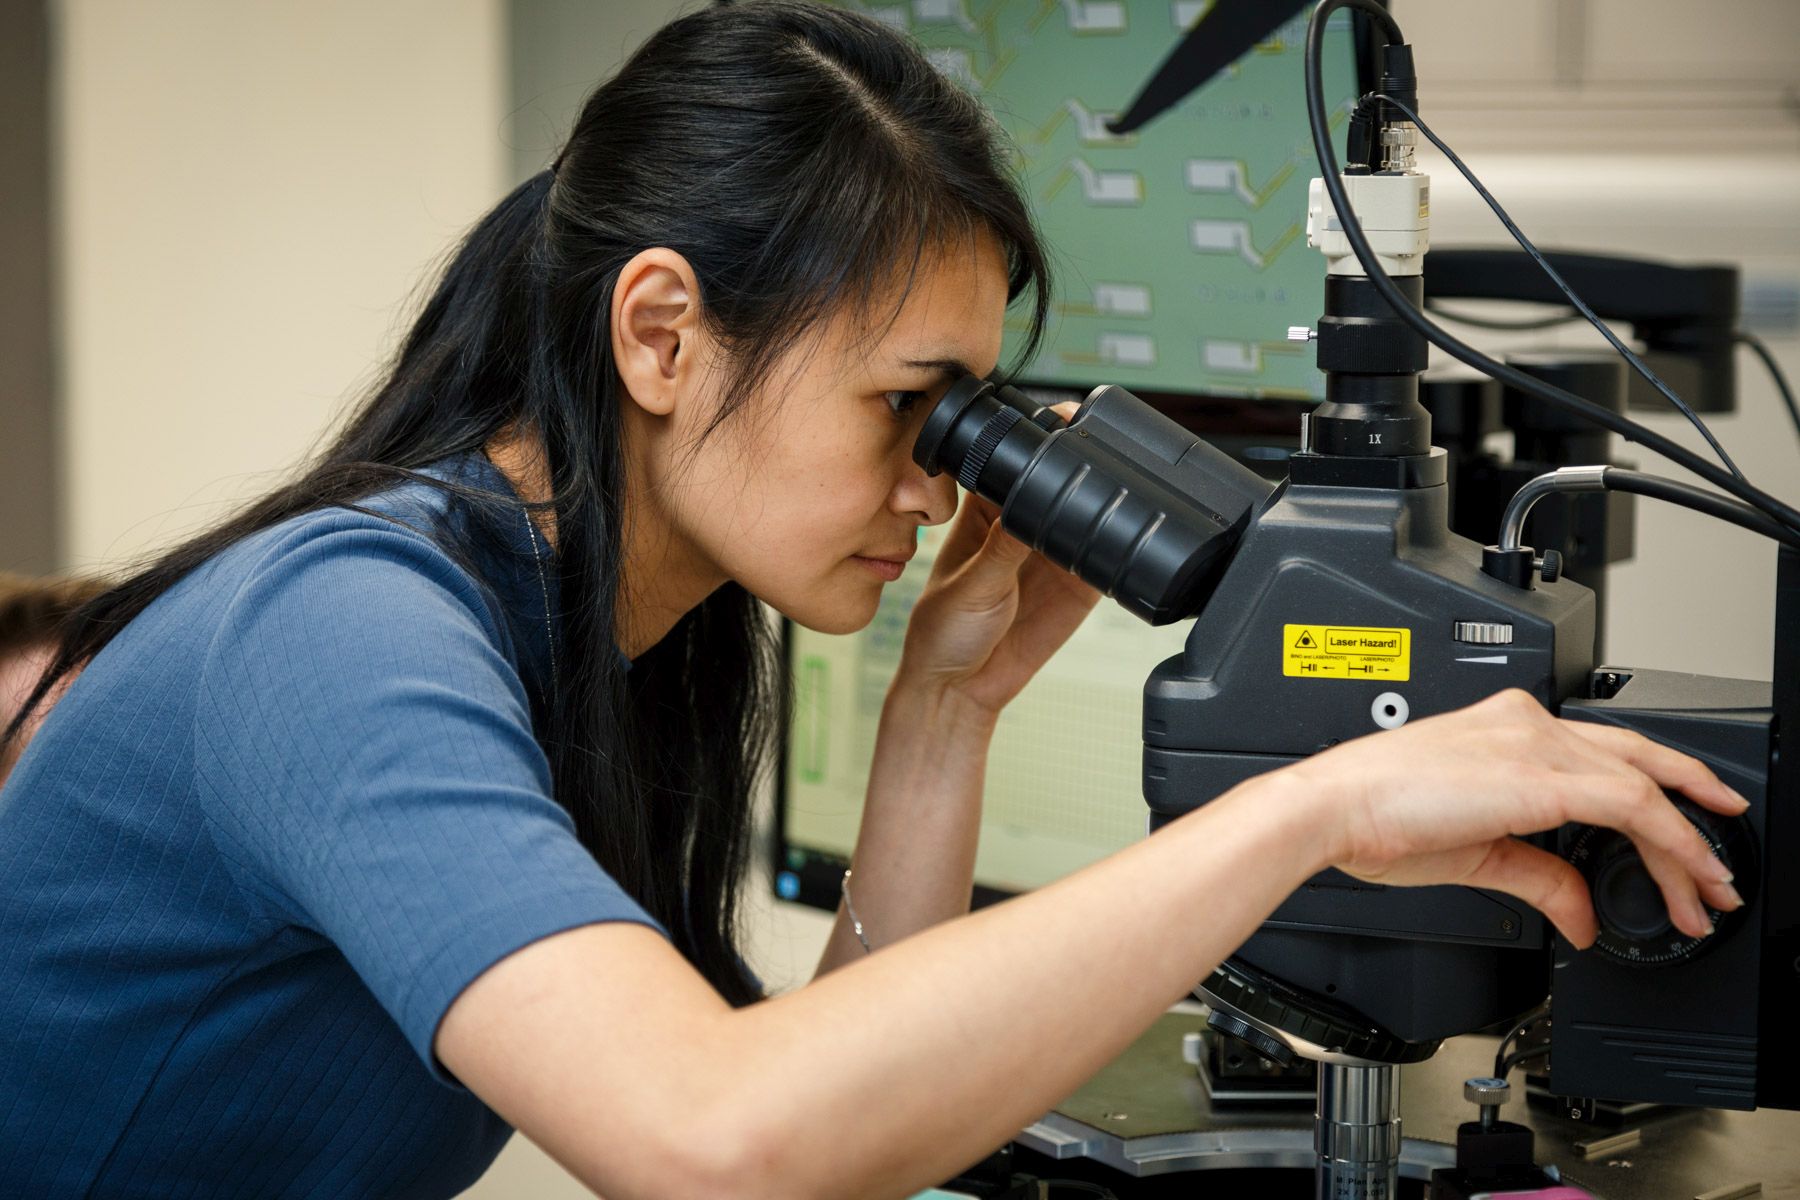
[1566,798,1753,967]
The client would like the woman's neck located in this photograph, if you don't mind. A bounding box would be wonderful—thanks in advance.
[483,427,724,659]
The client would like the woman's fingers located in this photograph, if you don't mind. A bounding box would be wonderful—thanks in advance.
[1532,726,1743,940]
[1560,719,1749,816]
[1567,772,1729,931]
[930,493,1004,580]
[1330,693,1750,950]
[1627,838,1714,939]
[957,517,1033,604]
[1456,838,1597,949]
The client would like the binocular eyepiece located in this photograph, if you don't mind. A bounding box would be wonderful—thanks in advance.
[913,377,1273,625]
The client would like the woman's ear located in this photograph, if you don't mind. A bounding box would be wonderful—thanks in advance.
[610,248,703,418]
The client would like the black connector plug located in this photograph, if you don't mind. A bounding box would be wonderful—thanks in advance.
[1376,42,1417,127]
[1344,104,1375,174]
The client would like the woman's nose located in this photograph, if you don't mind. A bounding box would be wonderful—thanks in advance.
[896,461,960,527]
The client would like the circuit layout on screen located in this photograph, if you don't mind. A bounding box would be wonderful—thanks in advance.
[828,0,1358,401]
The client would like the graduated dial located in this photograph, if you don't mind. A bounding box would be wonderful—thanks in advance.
[1564,798,1755,967]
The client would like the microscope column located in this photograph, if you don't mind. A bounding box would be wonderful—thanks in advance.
[1315,1061,1402,1199]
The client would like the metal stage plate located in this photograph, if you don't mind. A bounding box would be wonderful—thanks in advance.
[1016,1013,1800,1198]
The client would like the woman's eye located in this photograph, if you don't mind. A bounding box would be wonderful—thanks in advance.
[885,390,927,421]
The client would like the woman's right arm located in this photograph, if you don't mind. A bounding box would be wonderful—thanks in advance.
[436,689,1745,1200]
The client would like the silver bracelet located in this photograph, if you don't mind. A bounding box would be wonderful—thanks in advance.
[840,868,873,954]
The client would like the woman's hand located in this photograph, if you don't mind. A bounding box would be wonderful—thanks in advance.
[894,411,1102,716]
[1280,688,1748,949]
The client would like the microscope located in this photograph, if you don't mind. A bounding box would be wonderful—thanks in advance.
[912,3,1798,1195]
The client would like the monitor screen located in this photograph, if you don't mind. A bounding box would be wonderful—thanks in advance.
[774,1,1365,911]
[821,0,1361,401]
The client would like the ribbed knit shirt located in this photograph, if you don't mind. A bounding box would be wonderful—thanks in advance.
[0,453,664,1197]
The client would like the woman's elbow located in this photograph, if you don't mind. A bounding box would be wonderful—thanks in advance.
[657,1108,819,1200]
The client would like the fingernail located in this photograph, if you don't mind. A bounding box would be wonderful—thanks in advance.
[1721,883,1745,910]
[1711,861,1735,885]
[1727,787,1750,811]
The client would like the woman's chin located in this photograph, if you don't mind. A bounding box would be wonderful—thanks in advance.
[776,588,884,637]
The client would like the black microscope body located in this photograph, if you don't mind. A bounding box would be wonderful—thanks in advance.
[916,279,1797,1119]
[1137,416,1792,1113]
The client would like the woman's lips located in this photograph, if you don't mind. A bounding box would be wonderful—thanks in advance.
[852,556,906,582]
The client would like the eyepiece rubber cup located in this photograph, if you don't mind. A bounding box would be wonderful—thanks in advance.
[913,376,996,477]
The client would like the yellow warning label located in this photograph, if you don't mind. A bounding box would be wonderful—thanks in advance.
[1283,624,1411,681]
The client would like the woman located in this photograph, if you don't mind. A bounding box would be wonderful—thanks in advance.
[0,4,1743,1197]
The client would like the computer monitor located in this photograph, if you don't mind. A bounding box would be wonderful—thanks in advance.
[773,0,1365,911]
[846,0,1361,401]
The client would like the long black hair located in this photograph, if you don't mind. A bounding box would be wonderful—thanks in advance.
[7,1,1051,1004]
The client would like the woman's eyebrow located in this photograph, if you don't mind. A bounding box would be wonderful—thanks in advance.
[899,357,976,384]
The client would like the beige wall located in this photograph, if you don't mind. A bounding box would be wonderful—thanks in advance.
[53,0,508,570]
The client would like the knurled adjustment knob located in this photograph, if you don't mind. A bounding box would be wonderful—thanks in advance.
[1566,797,1751,967]
[1464,1077,1511,1109]
[1463,1076,1520,1138]
[1538,550,1563,583]
[1453,621,1514,645]
[1205,1007,1295,1068]
[956,405,1021,493]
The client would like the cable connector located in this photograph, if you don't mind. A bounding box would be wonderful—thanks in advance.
[1375,43,1417,130]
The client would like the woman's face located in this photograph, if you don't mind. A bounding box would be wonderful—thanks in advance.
[626,233,1009,637]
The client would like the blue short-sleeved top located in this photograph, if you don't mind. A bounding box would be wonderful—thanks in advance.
[0,453,664,1197]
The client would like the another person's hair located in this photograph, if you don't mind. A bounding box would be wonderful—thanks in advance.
[0,574,110,660]
[5,1,1051,1003]
[0,573,110,781]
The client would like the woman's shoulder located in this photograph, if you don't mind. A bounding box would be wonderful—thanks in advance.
[63,453,541,722]
[222,455,514,623]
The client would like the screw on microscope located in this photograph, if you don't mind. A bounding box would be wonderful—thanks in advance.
[1464,1076,1511,1129]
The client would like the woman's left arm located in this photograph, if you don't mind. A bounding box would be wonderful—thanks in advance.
[816,457,1101,976]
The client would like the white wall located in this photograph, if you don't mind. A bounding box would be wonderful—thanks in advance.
[1416,154,1800,680]
[1396,0,1800,675]
[54,0,508,570]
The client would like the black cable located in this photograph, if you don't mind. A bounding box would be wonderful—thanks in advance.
[1498,1043,1551,1080]
[1603,468,1800,549]
[1301,0,1800,542]
[1492,1003,1549,1077]
[1425,301,1582,332]
[1372,91,1747,483]
[1736,330,1800,443]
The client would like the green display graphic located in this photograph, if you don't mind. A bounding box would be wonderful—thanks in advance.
[794,655,831,783]
[828,0,1358,400]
